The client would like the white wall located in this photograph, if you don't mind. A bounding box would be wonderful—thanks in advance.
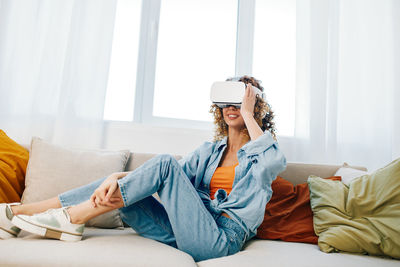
[102,121,310,166]
[103,121,214,156]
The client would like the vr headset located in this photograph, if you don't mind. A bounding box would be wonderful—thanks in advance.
[210,81,264,108]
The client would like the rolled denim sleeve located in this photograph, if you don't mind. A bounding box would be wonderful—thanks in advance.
[240,131,276,156]
[241,131,287,190]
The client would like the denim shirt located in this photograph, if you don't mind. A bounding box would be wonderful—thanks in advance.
[178,131,287,242]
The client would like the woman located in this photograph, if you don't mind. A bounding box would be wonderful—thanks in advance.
[0,75,286,262]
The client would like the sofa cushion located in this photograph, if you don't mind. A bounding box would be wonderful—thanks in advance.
[0,228,197,267]
[334,162,369,185]
[21,137,130,228]
[197,239,400,267]
[0,130,29,203]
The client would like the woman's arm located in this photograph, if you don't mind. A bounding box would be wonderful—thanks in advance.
[240,83,264,141]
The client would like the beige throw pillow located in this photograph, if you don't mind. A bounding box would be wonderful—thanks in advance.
[334,163,369,186]
[21,137,130,228]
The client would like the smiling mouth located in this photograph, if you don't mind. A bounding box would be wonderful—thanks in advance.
[227,115,239,119]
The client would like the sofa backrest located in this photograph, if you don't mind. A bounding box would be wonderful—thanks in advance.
[21,143,367,185]
[124,152,182,172]
[279,162,366,185]
[22,143,367,185]
[125,152,367,185]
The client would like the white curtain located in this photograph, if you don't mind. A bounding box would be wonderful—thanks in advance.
[0,0,117,148]
[281,0,400,172]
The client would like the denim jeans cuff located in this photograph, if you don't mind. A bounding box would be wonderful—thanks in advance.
[117,179,129,207]
[58,194,69,208]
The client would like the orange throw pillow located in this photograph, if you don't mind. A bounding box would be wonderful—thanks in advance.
[256,175,341,244]
[0,130,29,203]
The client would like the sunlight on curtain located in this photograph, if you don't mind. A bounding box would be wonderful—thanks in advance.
[0,0,117,148]
[103,0,141,122]
[253,0,296,137]
[286,0,400,171]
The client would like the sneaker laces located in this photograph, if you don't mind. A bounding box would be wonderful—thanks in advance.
[34,207,69,218]
[34,208,58,216]
[31,207,75,224]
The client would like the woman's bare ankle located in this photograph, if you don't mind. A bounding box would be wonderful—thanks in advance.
[66,207,86,224]
[11,205,22,215]
[67,200,119,225]
[9,197,62,216]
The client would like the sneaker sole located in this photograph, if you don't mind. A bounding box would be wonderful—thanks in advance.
[11,215,82,242]
[0,227,17,239]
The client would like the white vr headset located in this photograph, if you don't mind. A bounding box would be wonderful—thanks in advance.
[210,81,264,108]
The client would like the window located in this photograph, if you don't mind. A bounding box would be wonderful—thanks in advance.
[153,0,237,122]
[103,0,296,136]
[103,0,141,121]
[253,0,296,136]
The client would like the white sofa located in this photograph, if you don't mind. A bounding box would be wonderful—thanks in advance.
[0,152,398,267]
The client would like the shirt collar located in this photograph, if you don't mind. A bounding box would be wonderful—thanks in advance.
[239,131,276,156]
[215,136,250,154]
[215,132,275,156]
[215,136,228,151]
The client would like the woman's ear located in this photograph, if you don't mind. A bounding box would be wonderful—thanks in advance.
[265,102,271,113]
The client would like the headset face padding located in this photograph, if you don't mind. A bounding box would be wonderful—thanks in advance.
[210,81,264,107]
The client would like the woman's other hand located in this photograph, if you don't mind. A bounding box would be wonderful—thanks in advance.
[90,172,127,208]
[240,83,256,117]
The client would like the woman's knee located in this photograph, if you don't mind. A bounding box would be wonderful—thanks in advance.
[156,154,177,163]
[155,154,181,171]
[144,154,185,189]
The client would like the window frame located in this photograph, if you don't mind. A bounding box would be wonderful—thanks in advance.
[124,0,256,130]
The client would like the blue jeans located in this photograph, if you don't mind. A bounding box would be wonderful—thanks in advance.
[58,154,246,261]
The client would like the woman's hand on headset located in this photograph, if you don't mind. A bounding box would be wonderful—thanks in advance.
[240,83,256,117]
[241,83,264,141]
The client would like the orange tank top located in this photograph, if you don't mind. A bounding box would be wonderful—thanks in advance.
[209,163,238,200]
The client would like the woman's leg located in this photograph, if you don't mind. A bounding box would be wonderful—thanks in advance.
[9,154,241,260]
[11,197,61,215]
[11,195,121,224]
[11,168,178,247]
[7,178,125,241]
[67,188,125,224]
[116,154,238,262]
[56,173,177,246]
[1,177,109,240]
[11,169,178,246]
[10,174,108,216]
[118,195,177,248]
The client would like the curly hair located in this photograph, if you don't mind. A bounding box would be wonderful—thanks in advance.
[209,75,276,142]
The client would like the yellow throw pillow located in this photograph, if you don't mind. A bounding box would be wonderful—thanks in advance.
[0,130,29,203]
[308,158,400,259]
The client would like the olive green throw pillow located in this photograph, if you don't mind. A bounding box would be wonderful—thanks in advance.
[308,158,400,259]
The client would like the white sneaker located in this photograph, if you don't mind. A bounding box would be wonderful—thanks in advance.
[11,207,85,242]
[0,203,22,239]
